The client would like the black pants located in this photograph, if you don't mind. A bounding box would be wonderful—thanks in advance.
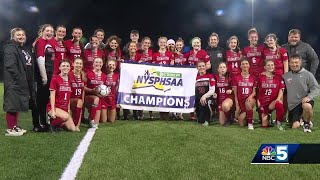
[36,75,52,125]
[28,80,40,127]
[195,99,211,124]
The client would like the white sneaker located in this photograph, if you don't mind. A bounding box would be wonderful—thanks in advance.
[202,121,209,126]
[13,126,27,134]
[5,129,23,136]
[303,124,312,133]
[248,124,254,130]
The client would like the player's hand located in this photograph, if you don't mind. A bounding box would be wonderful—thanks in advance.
[226,90,232,94]
[42,78,48,85]
[302,97,311,103]
[260,71,266,75]
[50,111,56,119]
[200,96,207,106]
[213,93,217,99]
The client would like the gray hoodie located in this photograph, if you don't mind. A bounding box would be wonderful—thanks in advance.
[282,41,319,76]
[283,68,320,110]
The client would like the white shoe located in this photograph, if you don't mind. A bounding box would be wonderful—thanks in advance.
[5,129,23,136]
[13,126,27,134]
[303,124,312,133]
[89,120,98,129]
[202,121,209,126]
[248,124,254,130]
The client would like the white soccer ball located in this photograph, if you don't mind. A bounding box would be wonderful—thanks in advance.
[96,84,110,97]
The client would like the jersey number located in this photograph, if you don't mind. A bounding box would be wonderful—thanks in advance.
[252,57,256,63]
[64,93,68,100]
[219,88,225,93]
[265,89,272,96]
[75,89,82,96]
[242,88,249,95]
[232,62,238,69]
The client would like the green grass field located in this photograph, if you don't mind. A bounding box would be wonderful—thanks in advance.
[1,83,320,180]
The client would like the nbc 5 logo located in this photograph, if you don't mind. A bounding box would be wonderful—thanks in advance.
[275,145,288,162]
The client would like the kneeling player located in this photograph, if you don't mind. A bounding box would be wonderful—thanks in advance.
[232,58,256,129]
[47,59,76,132]
[257,60,285,130]
[70,57,86,131]
[214,62,234,126]
[195,61,216,126]
[100,60,119,123]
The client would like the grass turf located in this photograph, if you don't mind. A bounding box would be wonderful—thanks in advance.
[0,82,320,179]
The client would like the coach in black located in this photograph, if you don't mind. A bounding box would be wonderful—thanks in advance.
[206,32,225,75]
[282,29,319,76]
[283,54,320,133]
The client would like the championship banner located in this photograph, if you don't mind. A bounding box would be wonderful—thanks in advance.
[117,62,198,113]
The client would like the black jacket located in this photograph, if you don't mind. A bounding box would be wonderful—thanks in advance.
[3,40,34,112]
[206,46,225,74]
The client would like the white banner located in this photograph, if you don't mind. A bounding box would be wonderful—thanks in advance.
[117,62,198,113]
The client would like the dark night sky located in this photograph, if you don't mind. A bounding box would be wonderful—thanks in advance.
[1,0,319,48]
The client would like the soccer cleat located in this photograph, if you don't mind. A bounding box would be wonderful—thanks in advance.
[13,126,27,134]
[303,124,312,133]
[5,128,23,136]
[277,123,285,131]
[89,120,98,129]
[248,123,254,130]
[202,121,209,126]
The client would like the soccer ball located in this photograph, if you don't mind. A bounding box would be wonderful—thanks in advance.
[96,84,110,97]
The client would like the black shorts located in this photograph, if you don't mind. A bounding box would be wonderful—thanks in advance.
[288,101,314,123]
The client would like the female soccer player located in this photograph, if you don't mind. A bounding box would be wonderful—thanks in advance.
[257,60,285,130]
[214,62,234,126]
[174,38,188,66]
[153,36,174,65]
[34,24,55,131]
[65,27,83,64]
[187,37,210,69]
[83,36,103,72]
[263,34,289,76]
[138,37,153,64]
[195,61,216,126]
[84,28,106,50]
[100,60,120,123]
[242,28,265,77]
[104,35,122,70]
[232,58,257,130]
[226,35,242,78]
[70,57,86,131]
[47,59,76,132]
[51,25,67,75]
[84,57,107,128]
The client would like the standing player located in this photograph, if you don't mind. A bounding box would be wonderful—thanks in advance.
[195,61,216,126]
[206,32,225,75]
[152,37,174,65]
[84,58,107,128]
[47,59,76,132]
[232,58,257,130]
[167,39,175,53]
[187,37,210,69]
[34,24,55,130]
[242,28,264,77]
[65,27,83,65]
[263,34,288,76]
[214,62,234,126]
[104,35,122,70]
[100,60,120,123]
[83,36,104,72]
[50,25,67,75]
[84,28,106,50]
[174,38,188,66]
[138,37,153,64]
[226,36,242,78]
[123,30,141,53]
[69,57,86,131]
[257,60,285,130]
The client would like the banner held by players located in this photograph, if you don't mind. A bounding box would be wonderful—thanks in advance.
[117,62,198,113]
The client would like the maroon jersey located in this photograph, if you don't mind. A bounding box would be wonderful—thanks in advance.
[242,44,264,76]
[225,50,241,77]
[83,49,104,72]
[214,74,233,104]
[263,47,288,76]
[174,52,188,65]
[69,72,86,99]
[257,74,285,107]
[137,49,153,63]
[47,75,72,111]
[86,70,107,95]
[65,39,82,64]
[152,51,174,65]
[187,49,209,66]
[49,38,67,75]
[35,38,55,73]
[195,73,215,101]
[104,50,122,70]
[105,73,120,98]
[232,74,257,102]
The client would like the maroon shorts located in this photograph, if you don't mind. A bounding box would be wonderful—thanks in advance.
[101,96,116,110]
[238,100,246,113]
[46,104,68,113]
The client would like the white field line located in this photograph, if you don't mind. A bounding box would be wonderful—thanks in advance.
[60,128,97,180]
